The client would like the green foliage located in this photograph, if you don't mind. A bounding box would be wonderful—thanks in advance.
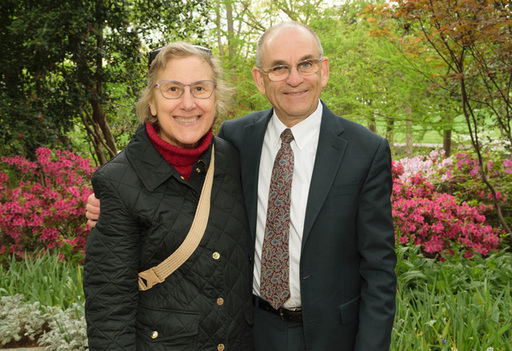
[1,246,511,349]
[0,252,84,310]
[393,244,512,350]
[0,0,210,161]
[309,1,444,142]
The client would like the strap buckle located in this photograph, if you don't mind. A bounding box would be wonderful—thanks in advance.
[138,268,164,291]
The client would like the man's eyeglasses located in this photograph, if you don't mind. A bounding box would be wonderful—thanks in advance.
[155,80,216,100]
[259,58,323,82]
[148,45,212,69]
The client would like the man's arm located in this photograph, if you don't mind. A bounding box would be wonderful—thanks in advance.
[355,138,397,350]
[86,193,100,228]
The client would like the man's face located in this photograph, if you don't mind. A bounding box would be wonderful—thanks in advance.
[252,26,329,127]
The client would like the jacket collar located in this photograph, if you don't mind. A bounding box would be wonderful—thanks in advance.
[125,124,212,192]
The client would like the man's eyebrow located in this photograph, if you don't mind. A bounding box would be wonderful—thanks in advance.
[268,55,317,67]
[268,59,287,67]
[299,54,316,61]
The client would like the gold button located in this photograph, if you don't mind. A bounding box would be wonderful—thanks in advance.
[151,331,158,339]
[180,176,185,180]
[217,344,225,351]
[196,167,201,173]
[212,252,220,260]
[217,297,224,306]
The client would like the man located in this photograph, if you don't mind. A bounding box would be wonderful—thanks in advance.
[87,21,396,351]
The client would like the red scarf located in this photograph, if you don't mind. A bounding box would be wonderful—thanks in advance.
[146,123,213,180]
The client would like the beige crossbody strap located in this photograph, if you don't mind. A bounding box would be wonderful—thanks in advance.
[138,145,215,291]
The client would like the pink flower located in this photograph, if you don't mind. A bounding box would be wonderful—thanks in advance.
[0,148,96,259]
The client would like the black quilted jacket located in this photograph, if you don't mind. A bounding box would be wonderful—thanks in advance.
[84,124,254,351]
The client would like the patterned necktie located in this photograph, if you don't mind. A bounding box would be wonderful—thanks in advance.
[260,128,294,309]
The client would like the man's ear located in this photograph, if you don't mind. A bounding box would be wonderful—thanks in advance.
[320,56,329,88]
[252,67,266,95]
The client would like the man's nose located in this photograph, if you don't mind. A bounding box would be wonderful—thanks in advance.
[287,65,304,85]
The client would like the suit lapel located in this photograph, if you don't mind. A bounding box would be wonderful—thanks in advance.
[240,110,272,239]
[302,104,347,248]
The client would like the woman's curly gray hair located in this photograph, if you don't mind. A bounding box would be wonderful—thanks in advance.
[136,42,232,125]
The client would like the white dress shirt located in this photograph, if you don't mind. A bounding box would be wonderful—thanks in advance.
[253,101,322,308]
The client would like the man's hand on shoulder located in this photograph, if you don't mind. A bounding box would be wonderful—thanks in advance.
[86,193,100,228]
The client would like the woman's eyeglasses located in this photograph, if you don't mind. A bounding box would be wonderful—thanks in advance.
[155,80,216,100]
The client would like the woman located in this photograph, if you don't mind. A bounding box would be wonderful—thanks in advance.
[83,42,253,351]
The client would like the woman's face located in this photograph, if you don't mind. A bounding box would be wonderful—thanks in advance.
[149,56,216,149]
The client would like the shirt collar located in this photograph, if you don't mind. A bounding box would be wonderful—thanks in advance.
[269,100,323,150]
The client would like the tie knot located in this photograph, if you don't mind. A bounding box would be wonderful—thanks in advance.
[280,129,294,144]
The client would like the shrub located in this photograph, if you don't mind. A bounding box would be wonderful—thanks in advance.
[0,294,88,350]
[0,295,48,347]
[438,151,512,231]
[38,303,88,351]
[397,150,511,235]
[0,147,94,260]
[392,152,504,258]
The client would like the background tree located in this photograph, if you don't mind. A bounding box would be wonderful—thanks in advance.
[0,0,209,164]
[365,0,512,233]
[210,0,269,126]
[309,1,446,157]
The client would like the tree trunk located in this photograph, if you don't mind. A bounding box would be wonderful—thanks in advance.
[405,104,413,157]
[386,116,394,147]
[443,129,452,156]
[90,99,117,161]
[84,13,117,165]
[215,0,224,57]
[442,114,452,156]
[460,78,512,236]
[368,105,376,133]
[226,0,234,62]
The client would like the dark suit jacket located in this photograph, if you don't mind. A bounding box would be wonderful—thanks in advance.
[218,101,396,351]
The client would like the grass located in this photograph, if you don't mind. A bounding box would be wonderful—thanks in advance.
[350,111,506,147]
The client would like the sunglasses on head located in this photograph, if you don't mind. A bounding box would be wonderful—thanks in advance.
[148,45,212,70]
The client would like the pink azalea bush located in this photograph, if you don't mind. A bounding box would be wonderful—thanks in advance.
[400,150,511,230]
[505,158,512,174]
[398,149,453,184]
[0,148,95,261]
[1,145,509,262]
[440,152,511,226]
[393,150,510,258]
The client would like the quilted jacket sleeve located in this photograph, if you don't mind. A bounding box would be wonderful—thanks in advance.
[84,170,141,351]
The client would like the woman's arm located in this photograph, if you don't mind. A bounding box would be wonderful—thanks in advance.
[84,172,141,351]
